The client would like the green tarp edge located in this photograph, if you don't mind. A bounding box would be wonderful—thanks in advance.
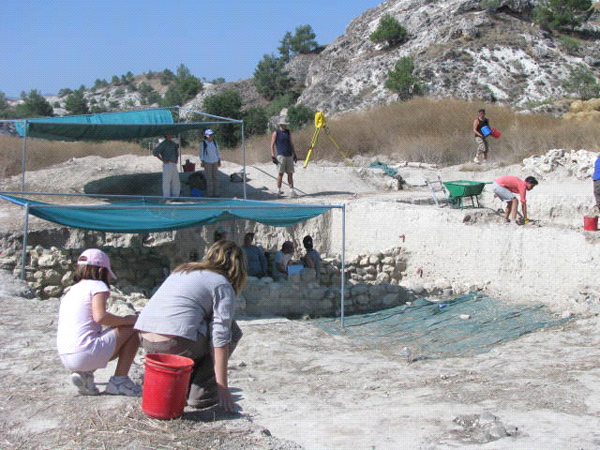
[0,195,332,232]
[12,109,235,141]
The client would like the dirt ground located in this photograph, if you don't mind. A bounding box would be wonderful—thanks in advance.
[2,153,600,449]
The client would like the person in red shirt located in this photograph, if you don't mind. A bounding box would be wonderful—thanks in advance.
[492,175,538,223]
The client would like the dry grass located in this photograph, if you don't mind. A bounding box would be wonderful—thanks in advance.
[3,98,600,179]
[0,136,151,178]
[232,98,600,167]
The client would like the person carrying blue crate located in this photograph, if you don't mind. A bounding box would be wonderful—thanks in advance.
[473,109,490,164]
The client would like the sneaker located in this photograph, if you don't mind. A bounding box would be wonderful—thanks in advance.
[104,376,142,397]
[71,371,100,396]
[277,189,284,196]
[290,189,298,198]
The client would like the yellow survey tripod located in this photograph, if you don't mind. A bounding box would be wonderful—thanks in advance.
[303,112,350,168]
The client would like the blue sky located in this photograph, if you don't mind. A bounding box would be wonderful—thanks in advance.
[0,0,380,99]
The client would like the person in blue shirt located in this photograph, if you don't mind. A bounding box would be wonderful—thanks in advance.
[594,155,600,209]
[241,232,268,278]
[200,129,221,197]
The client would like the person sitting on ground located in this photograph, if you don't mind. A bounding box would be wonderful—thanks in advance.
[492,175,538,224]
[301,235,322,279]
[135,240,247,412]
[272,241,295,281]
[56,249,141,397]
[242,232,268,278]
[214,226,229,243]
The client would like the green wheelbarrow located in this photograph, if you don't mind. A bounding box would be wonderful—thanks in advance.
[443,180,486,209]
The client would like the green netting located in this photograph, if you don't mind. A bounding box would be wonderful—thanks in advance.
[312,292,571,360]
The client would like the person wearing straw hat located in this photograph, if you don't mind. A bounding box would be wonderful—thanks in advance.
[200,129,221,197]
[271,118,298,197]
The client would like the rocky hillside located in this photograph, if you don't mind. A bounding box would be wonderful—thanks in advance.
[11,0,600,118]
[295,0,600,115]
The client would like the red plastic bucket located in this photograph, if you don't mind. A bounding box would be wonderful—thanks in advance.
[182,162,196,172]
[490,128,501,138]
[142,353,194,420]
[584,216,598,231]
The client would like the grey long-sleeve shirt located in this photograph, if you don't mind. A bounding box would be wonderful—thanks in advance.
[134,269,235,347]
[152,139,179,163]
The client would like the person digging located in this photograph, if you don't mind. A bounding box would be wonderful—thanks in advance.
[492,175,538,224]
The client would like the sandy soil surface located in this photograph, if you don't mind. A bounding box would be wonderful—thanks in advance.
[2,153,600,449]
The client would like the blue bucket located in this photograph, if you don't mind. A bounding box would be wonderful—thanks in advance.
[190,188,204,197]
[480,125,492,137]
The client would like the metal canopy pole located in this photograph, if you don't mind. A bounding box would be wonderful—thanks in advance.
[340,204,346,329]
[20,121,28,191]
[20,203,30,280]
[241,122,247,200]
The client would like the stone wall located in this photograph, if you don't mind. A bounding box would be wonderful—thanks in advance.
[0,244,414,317]
[0,245,170,299]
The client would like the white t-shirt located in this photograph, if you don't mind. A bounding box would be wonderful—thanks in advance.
[56,280,109,355]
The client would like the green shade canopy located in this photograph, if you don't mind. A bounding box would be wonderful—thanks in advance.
[0,195,333,233]
[13,108,237,141]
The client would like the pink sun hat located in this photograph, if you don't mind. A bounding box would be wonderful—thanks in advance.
[77,248,117,279]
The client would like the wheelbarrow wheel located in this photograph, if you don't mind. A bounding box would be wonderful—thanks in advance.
[448,197,461,209]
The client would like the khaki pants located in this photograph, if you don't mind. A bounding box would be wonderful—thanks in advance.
[203,162,219,197]
[141,321,242,408]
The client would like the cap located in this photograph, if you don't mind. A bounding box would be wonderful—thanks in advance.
[77,248,117,279]
[204,129,214,135]
[278,118,289,126]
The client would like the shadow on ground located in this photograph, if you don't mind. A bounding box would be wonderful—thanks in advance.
[84,171,272,200]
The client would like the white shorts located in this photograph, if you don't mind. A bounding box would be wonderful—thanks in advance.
[59,328,117,372]
[492,182,517,203]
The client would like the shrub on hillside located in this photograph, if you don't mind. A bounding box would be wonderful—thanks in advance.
[287,104,316,130]
[533,0,593,32]
[278,25,319,62]
[14,90,54,118]
[564,65,600,100]
[202,90,243,147]
[253,54,294,101]
[370,15,408,48]
[385,57,423,100]
[243,106,269,137]
[265,93,299,119]
[64,88,90,115]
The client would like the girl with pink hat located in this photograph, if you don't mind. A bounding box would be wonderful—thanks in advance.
[56,249,141,396]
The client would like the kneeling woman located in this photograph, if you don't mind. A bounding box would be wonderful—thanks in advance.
[135,240,247,412]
